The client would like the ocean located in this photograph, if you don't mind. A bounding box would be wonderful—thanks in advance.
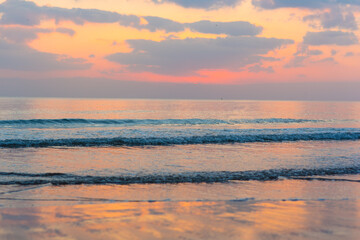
[1,97,360,239]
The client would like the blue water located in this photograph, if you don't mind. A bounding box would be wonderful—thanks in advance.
[0,98,360,189]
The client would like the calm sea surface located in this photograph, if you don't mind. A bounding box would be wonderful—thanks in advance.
[0,97,360,204]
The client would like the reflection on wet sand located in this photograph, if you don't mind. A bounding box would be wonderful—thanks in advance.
[0,200,359,239]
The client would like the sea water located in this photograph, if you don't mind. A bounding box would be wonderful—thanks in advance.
[0,97,360,205]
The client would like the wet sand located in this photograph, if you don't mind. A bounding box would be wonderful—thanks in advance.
[0,199,359,240]
[1,178,360,239]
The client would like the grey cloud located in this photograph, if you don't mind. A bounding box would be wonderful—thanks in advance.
[248,64,274,73]
[309,49,323,55]
[0,1,168,34]
[285,43,336,68]
[313,56,337,63]
[285,44,323,68]
[304,7,358,30]
[188,20,262,36]
[56,27,76,36]
[252,0,360,9]
[117,15,142,28]
[139,17,262,35]
[303,31,358,45]
[151,0,241,9]
[142,16,184,32]
[0,0,133,26]
[0,26,76,43]
[345,51,354,56]
[106,36,293,75]
[0,0,152,32]
[68,8,124,24]
[0,0,42,26]
[59,56,89,64]
[0,27,51,43]
[0,39,91,71]
[284,55,308,68]
[294,44,323,56]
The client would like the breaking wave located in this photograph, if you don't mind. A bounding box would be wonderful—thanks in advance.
[0,128,359,148]
[0,118,322,127]
[0,166,359,185]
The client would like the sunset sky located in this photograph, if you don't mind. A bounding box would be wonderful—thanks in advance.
[0,0,359,100]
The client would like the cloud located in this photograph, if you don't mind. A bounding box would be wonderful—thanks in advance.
[345,51,354,56]
[294,44,323,56]
[106,36,293,75]
[0,39,91,71]
[0,0,260,37]
[248,64,274,73]
[188,20,262,36]
[0,0,135,26]
[140,17,261,35]
[151,0,241,9]
[0,0,41,26]
[0,26,76,43]
[0,0,158,32]
[0,26,52,43]
[252,0,360,9]
[284,55,308,68]
[312,57,337,64]
[309,49,323,55]
[56,27,76,36]
[142,16,184,32]
[303,31,358,45]
[285,44,313,68]
[304,7,358,30]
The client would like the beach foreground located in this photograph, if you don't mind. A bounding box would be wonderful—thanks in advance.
[0,199,359,240]
[1,177,360,239]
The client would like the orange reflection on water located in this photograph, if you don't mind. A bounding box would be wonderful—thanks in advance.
[252,201,308,231]
[13,95,360,122]
[1,200,360,239]
[24,97,138,119]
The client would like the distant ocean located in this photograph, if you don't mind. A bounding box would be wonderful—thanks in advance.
[0,97,360,200]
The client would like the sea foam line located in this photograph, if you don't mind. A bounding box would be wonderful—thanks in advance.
[0,166,359,185]
[0,118,322,127]
[0,130,359,148]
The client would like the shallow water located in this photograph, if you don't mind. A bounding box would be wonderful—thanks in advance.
[1,200,360,240]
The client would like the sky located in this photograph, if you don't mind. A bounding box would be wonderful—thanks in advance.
[0,0,359,100]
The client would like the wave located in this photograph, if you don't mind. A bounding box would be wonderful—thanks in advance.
[0,166,359,185]
[0,128,359,148]
[0,118,322,127]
